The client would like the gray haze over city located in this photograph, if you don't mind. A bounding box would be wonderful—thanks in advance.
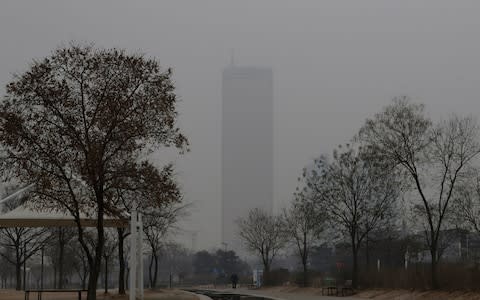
[1,0,480,251]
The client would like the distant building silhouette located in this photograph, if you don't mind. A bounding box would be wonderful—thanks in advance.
[221,65,274,252]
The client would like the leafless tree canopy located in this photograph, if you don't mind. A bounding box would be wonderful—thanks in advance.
[143,202,189,288]
[303,144,400,288]
[237,208,286,282]
[284,184,326,286]
[453,170,480,234]
[0,186,48,290]
[358,96,480,288]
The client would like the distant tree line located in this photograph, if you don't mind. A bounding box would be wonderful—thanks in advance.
[238,97,480,290]
[192,249,250,282]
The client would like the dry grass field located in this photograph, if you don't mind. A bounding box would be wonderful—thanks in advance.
[356,289,480,300]
[238,286,480,300]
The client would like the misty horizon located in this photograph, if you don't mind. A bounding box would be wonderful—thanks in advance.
[2,1,480,252]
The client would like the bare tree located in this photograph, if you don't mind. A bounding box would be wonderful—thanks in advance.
[102,231,117,294]
[237,208,286,284]
[115,227,128,294]
[114,163,184,294]
[0,189,48,290]
[0,227,47,290]
[283,189,325,286]
[453,170,480,233]
[143,202,188,288]
[161,242,192,285]
[71,237,91,290]
[358,96,480,288]
[46,227,76,289]
[305,145,400,288]
[0,254,14,288]
[0,43,188,300]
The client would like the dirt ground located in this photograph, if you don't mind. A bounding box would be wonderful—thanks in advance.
[254,286,480,300]
[0,289,198,300]
[356,289,480,300]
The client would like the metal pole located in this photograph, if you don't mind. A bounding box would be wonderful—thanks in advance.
[129,208,137,300]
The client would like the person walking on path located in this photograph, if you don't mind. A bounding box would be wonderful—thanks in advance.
[230,274,239,289]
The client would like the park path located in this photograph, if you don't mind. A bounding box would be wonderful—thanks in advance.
[216,287,363,300]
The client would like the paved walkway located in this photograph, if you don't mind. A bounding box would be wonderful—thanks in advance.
[216,287,363,300]
[0,289,197,300]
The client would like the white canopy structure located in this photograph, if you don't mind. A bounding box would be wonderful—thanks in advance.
[0,204,128,228]
[0,186,144,300]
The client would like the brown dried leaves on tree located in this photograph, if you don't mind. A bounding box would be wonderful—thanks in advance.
[0,43,188,299]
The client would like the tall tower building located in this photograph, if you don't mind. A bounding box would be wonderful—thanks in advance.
[221,65,274,252]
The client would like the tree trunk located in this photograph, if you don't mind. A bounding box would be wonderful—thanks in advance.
[352,249,359,289]
[117,228,126,295]
[430,247,439,289]
[86,252,102,300]
[149,253,154,288]
[53,265,57,289]
[365,233,370,269]
[148,251,159,289]
[302,231,308,287]
[15,262,21,290]
[104,256,108,294]
[81,256,88,291]
[302,260,308,287]
[126,268,129,290]
[58,229,65,289]
[263,264,270,286]
[86,201,106,300]
[153,253,158,289]
[351,232,359,289]
[23,242,26,290]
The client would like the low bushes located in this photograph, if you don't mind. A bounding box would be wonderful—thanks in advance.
[358,263,480,290]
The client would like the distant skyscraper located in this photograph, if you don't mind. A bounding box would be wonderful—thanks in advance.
[222,65,274,252]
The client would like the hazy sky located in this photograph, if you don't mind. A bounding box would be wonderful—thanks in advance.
[1,0,480,250]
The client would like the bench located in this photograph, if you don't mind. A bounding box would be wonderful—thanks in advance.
[25,289,88,300]
[321,278,337,296]
[246,283,257,289]
[339,280,354,296]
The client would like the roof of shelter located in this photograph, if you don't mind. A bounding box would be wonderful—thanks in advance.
[0,203,128,228]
